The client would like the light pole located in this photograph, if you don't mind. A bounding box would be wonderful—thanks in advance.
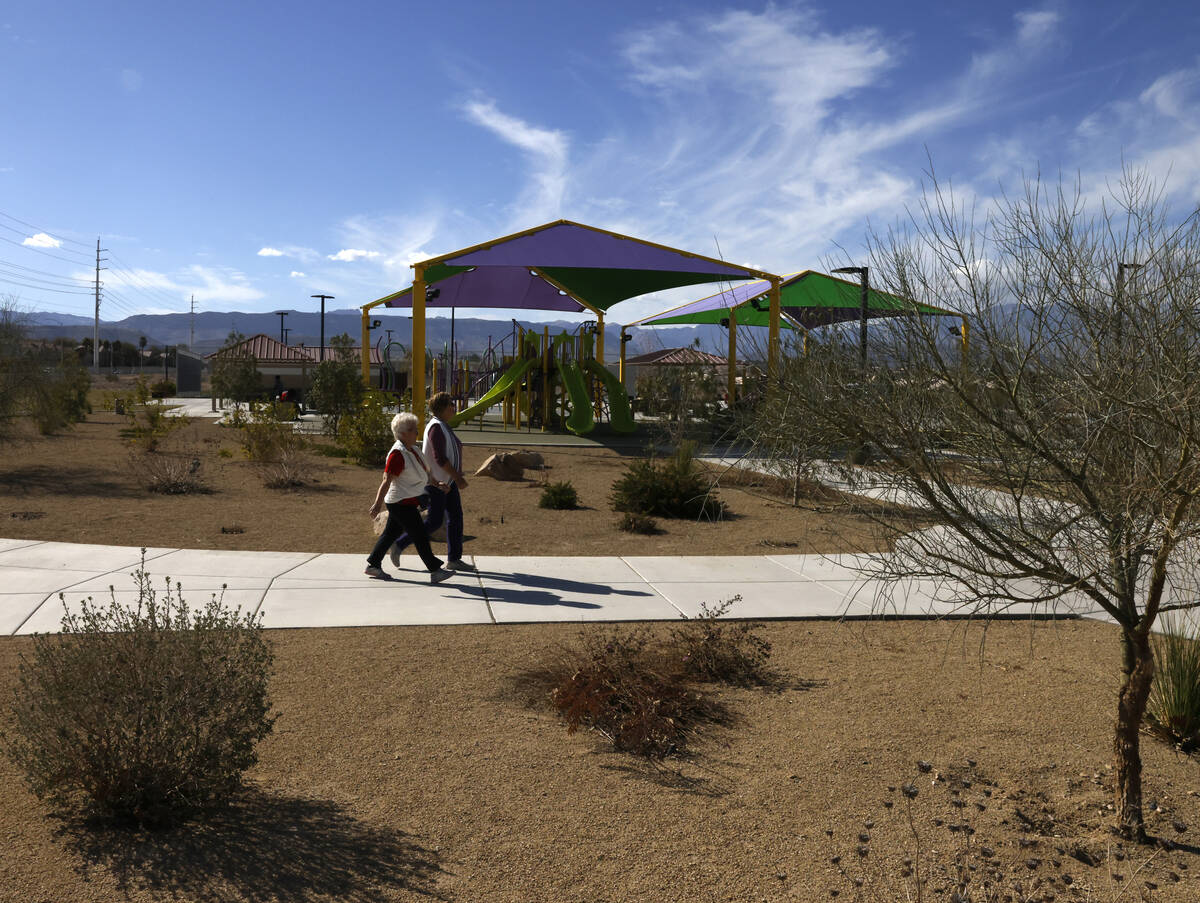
[273,310,289,345]
[311,294,334,361]
[282,326,291,346]
[832,266,870,369]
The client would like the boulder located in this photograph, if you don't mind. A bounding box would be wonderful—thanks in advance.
[510,450,545,468]
[474,453,526,481]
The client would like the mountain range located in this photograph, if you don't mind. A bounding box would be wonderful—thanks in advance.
[20,308,747,359]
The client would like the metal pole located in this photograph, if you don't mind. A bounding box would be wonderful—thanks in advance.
[859,268,869,370]
[311,294,334,361]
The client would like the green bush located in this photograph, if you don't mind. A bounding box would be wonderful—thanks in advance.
[120,399,187,451]
[616,511,660,534]
[610,442,725,520]
[1147,615,1200,751]
[669,596,773,686]
[307,335,365,436]
[28,360,92,434]
[241,402,306,488]
[337,390,394,466]
[2,555,276,826]
[149,378,176,398]
[539,480,578,509]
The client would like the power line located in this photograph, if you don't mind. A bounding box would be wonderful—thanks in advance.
[0,255,93,284]
[0,233,98,266]
[0,209,95,250]
[0,274,93,294]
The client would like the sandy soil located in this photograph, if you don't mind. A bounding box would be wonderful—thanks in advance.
[1,620,1198,902]
[0,413,888,557]
[1,412,1198,901]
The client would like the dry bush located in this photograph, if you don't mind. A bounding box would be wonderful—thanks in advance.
[257,446,307,489]
[669,596,773,685]
[129,448,208,494]
[616,511,661,534]
[2,554,275,826]
[529,600,772,758]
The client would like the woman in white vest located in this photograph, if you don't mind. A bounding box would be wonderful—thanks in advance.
[390,392,473,571]
[366,412,454,584]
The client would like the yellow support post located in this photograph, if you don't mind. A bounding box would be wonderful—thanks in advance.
[727,309,737,404]
[412,265,427,428]
[361,309,372,387]
[542,327,549,432]
[618,327,628,384]
[960,316,970,359]
[768,276,781,382]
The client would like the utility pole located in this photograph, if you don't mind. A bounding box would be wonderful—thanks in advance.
[189,295,196,348]
[311,294,334,361]
[93,237,108,372]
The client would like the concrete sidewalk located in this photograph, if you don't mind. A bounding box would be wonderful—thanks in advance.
[0,537,1102,636]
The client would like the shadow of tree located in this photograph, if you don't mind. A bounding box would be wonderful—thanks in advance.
[56,788,447,902]
[0,465,143,498]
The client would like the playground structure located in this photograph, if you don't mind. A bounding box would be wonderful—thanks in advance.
[445,323,632,434]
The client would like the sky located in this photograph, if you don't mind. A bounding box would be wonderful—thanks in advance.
[2,0,1199,327]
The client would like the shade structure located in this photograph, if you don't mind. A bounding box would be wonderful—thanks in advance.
[363,219,780,427]
[630,270,958,329]
[375,220,773,315]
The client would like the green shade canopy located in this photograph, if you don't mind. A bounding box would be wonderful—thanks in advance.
[630,270,959,329]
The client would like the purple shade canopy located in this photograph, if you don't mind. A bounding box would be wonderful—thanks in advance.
[379,220,769,314]
[444,221,752,276]
[381,266,586,313]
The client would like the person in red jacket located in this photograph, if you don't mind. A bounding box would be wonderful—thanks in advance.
[366,411,454,584]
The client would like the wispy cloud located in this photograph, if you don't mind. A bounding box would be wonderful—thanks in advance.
[23,232,61,248]
[290,270,306,278]
[327,248,381,262]
[461,98,568,226]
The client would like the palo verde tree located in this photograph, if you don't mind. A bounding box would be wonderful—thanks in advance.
[307,333,365,436]
[743,167,1200,841]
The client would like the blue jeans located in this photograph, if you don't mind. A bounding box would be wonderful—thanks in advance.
[395,483,464,561]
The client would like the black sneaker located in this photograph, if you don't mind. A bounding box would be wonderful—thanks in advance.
[430,568,454,585]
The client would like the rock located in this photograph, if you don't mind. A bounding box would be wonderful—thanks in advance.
[475,453,526,481]
[510,450,545,468]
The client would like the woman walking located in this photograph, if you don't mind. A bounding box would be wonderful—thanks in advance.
[390,391,473,571]
[366,412,454,584]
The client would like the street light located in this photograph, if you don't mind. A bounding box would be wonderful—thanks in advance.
[311,294,334,361]
[831,266,870,368]
[273,310,289,344]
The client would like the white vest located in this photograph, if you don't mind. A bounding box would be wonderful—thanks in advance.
[422,417,459,484]
[383,442,431,503]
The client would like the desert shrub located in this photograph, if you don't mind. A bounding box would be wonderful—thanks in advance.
[669,596,772,685]
[27,360,92,434]
[239,402,307,488]
[307,335,364,436]
[149,378,176,398]
[210,331,261,405]
[336,390,393,466]
[120,399,187,451]
[547,626,710,758]
[129,448,208,494]
[2,556,276,826]
[539,480,578,510]
[1147,615,1200,752]
[616,511,660,534]
[610,442,725,520]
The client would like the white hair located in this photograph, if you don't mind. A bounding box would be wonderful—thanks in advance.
[391,412,418,439]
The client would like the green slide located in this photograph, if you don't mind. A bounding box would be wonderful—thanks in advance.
[450,357,536,426]
[585,359,635,433]
[559,358,595,435]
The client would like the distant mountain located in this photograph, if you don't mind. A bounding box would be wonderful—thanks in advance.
[22,307,744,358]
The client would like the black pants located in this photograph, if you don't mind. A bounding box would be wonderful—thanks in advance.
[368,502,443,572]
[395,483,464,561]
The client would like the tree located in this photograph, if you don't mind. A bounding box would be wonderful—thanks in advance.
[0,296,90,440]
[306,333,365,436]
[210,331,262,405]
[743,168,1200,841]
[138,335,147,374]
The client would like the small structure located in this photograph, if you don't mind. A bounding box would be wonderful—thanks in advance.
[621,347,727,394]
[204,334,391,401]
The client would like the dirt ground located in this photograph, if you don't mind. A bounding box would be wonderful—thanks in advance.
[2,411,1198,901]
[0,412,889,557]
[1,620,1198,902]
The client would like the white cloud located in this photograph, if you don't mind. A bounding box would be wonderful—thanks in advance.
[23,232,61,248]
[120,68,143,92]
[257,247,285,257]
[462,98,568,225]
[327,248,382,262]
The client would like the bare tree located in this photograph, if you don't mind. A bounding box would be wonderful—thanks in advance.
[744,168,1200,841]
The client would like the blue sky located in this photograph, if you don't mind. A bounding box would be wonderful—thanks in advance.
[2,0,1198,326]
